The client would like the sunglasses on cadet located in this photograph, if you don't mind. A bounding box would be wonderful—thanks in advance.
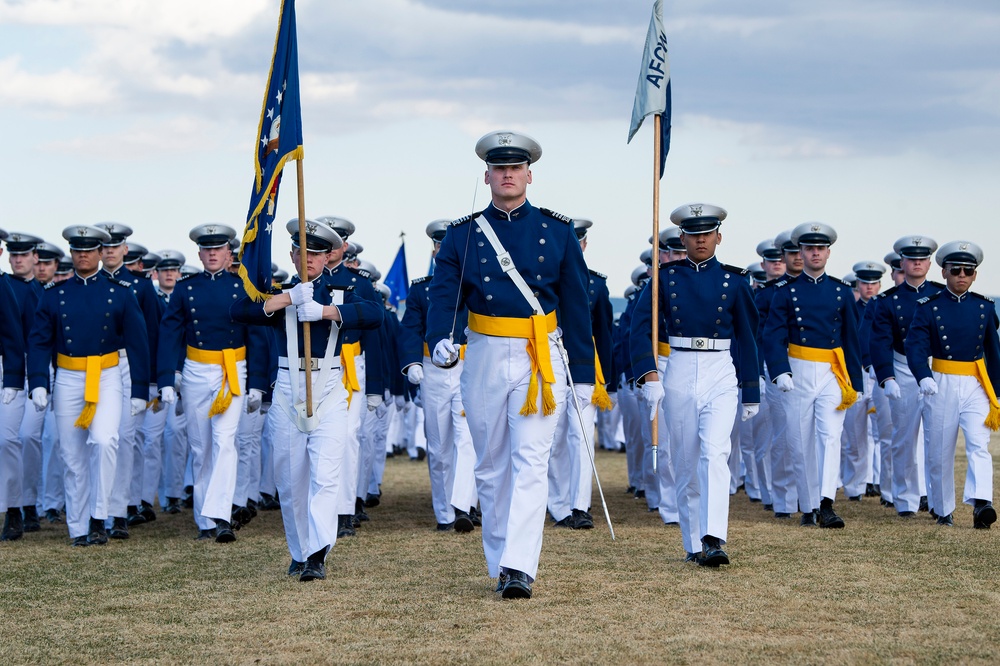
[948,266,976,277]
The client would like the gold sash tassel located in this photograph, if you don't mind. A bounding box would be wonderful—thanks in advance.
[340,341,362,407]
[591,343,613,412]
[788,343,858,410]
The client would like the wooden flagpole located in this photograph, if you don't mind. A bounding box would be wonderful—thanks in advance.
[650,115,661,473]
[296,159,313,417]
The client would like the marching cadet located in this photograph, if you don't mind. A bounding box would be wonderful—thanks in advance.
[870,236,942,517]
[761,231,802,519]
[427,130,594,599]
[885,252,905,287]
[232,219,382,581]
[547,218,615,530]
[27,225,150,546]
[157,224,268,542]
[841,261,888,501]
[631,204,759,566]
[617,266,650,499]
[906,241,997,528]
[763,222,862,529]
[315,216,384,537]
[365,280,402,507]
[0,230,27,541]
[399,219,477,532]
[54,259,74,283]
[2,231,44,536]
[34,242,63,286]
[95,222,159,537]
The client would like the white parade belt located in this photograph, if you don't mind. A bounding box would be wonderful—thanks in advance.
[277,356,338,371]
[667,336,731,351]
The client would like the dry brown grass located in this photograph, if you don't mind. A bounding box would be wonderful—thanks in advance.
[3,436,1000,665]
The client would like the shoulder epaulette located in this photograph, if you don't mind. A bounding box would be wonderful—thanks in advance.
[879,285,899,298]
[43,281,57,290]
[662,259,684,268]
[451,211,481,227]
[117,280,134,288]
[539,208,572,224]
[775,279,790,289]
[353,268,372,280]
[411,275,433,285]
[916,294,937,305]
[971,291,994,303]
[588,269,607,280]
[828,275,850,287]
[177,273,195,282]
[721,263,750,277]
[929,280,946,289]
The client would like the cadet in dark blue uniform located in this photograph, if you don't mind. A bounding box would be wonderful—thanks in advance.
[27,225,149,547]
[157,224,268,542]
[0,234,27,541]
[617,265,650,499]
[906,241,998,529]
[869,236,942,517]
[426,130,594,599]
[631,203,759,567]
[763,222,862,529]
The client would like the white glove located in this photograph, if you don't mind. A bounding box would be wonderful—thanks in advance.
[288,281,314,306]
[393,395,405,408]
[883,378,901,400]
[776,373,795,392]
[246,388,264,413]
[30,387,48,412]
[640,380,664,421]
[432,338,459,367]
[174,371,183,394]
[919,377,938,396]
[573,384,594,407]
[1,387,19,405]
[741,404,760,421]
[375,400,389,419]
[406,364,424,385]
[296,301,324,322]
[366,394,383,412]
[160,386,177,404]
[130,397,147,416]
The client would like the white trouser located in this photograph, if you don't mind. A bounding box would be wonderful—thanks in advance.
[357,401,383,501]
[840,373,875,498]
[19,376,45,508]
[729,412,743,494]
[109,353,143,518]
[140,394,169,505]
[183,358,246,529]
[596,399,621,450]
[548,383,574,522]
[258,409,277,498]
[271,367,348,563]
[869,371,893,501]
[423,358,475,524]
[55,365,123,539]
[648,355,679,523]
[41,403,65,511]
[461,330,567,581]
[923,372,994,518]
[386,401,405,453]
[618,379,644,490]
[888,357,927,512]
[0,373,26,513]
[234,408,262,507]
[766,366,797,514]
[567,391,598,513]
[160,400,188,502]
[664,350,738,553]
[337,354,366,515]
[784,357,847,511]
[749,383,772,506]
[366,403,391,496]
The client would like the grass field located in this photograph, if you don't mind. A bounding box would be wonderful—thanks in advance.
[2,439,1000,665]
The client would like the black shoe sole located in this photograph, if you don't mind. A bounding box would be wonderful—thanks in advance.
[454,515,474,533]
[974,506,997,529]
[699,552,730,567]
[215,531,236,543]
[501,581,532,599]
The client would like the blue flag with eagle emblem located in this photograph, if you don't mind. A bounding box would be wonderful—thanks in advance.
[239,0,303,301]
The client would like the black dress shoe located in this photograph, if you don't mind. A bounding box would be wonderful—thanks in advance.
[246,499,258,518]
[880,498,894,508]
[337,515,356,538]
[501,570,532,599]
[800,511,817,527]
[288,560,305,576]
[936,513,954,526]
[898,511,916,519]
[108,517,130,539]
[974,502,997,529]
[930,508,939,519]
[299,548,328,582]
[126,505,145,527]
[749,497,762,503]
[684,552,701,564]
[634,489,646,500]
[819,505,845,528]
[352,514,361,528]
[354,498,369,523]
[259,493,280,511]
[231,505,251,530]
[182,486,194,509]
[45,508,63,524]
[865,483,878,497]
[22,506,41,532]
[470,507,482,527]
[848,495,862,502]
[918,496,929,513]
[764,504,774,512]
[699,537,730,567]
[453,508,474,533]
[71,535,89,547]
[774,512,791,519]
[214,520,236,543]
[552,515,573,528]
[364,493,381,508]
[1,508,24,541]
[163,498,182,514]
[139,501,157,523]
[196,529,214,540]
[495,572,508,593]
[416,447,426,461]
[87,518,108,545]
[625,486,636,495]
[570,508,594,530]
[436,521,455,532]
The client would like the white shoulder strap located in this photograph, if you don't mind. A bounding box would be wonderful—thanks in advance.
[474,215,545,315]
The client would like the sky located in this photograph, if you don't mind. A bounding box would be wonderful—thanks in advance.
[2,0,999,297]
